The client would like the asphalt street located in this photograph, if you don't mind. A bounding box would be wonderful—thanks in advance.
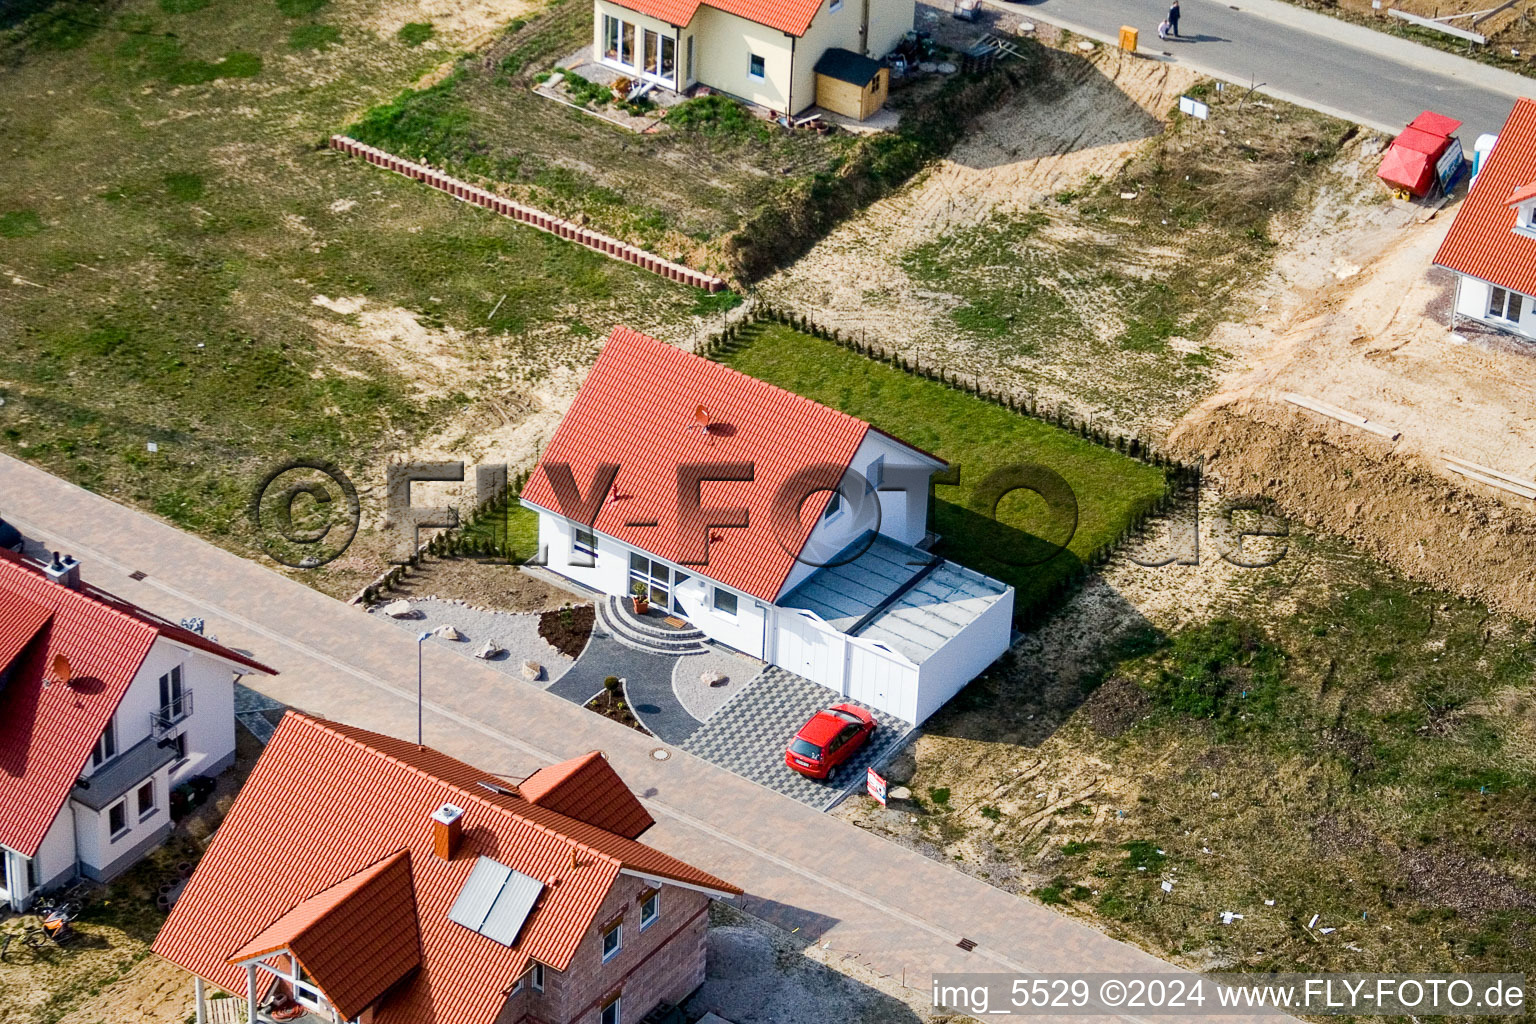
[1012,0,1532,140]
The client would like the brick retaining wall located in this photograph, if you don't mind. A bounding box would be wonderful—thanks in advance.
[329,134,727,293]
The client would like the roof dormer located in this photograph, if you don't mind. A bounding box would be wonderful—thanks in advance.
[1508,180,1536,237]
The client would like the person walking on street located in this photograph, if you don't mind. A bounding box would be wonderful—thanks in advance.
[1168,0,1181,37]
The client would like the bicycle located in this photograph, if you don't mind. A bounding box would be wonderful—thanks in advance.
[0,927,46,962]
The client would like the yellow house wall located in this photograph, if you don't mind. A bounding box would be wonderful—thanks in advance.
[692,6,796,111]
[864,0,915,58]
[791,0,866,116]
[591,0,911,113]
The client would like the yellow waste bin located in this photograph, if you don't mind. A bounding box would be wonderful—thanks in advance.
[1119,25,1139,51]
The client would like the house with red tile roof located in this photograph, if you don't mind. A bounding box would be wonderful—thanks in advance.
[521,327,1014,725]
[1434,98,1536,342]
[590,0,911,118]
[154,712,740,1024]
[0,549,274,910]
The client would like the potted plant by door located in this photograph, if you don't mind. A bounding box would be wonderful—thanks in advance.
[630,580,650,615]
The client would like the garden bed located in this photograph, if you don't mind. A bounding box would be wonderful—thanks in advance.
[538,603,594,658]
[585,684,643,731]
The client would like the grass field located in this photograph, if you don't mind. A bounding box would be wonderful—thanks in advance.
[343,0,860,269]
[841,528,1536,982]
[0,0,701,555]
[719,323,1170,614]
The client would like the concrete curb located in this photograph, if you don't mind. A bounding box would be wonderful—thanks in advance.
[329,135,727,293]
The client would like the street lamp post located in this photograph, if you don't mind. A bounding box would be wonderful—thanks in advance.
[417,630,432,747]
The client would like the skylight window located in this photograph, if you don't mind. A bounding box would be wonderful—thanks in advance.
[447,856,545,947]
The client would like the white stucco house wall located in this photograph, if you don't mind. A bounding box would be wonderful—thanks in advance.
[0,550,274,910]
[521,326,1014,725]
[590,0,914,115]
[1434,97,1536,343]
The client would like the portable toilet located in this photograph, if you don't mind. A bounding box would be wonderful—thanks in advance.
[1472,133,1499,183]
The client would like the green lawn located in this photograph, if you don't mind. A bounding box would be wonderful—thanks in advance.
[720,324,1170,614]
[0,0,699,557]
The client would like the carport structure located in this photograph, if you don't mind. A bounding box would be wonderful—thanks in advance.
[778,533,1013,725]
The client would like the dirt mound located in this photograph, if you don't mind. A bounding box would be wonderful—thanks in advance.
[1171,397,1536,620]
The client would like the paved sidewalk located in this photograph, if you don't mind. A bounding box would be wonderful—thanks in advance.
[0,454,1289,1021]
[1003,0,1532,139]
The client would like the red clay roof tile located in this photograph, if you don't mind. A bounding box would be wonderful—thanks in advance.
[520,326,871,603]
[153,713,738,1024]
[602,0,825,37]
[1434,98,1536,297]
[0,550,273,856]
[229,850,422,1021]
[519,751,655,839]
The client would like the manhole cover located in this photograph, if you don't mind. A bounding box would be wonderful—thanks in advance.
[650,748,671,761]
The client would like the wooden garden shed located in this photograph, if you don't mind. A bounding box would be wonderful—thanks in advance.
[813,47,888,121]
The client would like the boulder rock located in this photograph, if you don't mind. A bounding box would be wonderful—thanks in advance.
[473,641,503,660]
[889,786,913,801]
[434,624,463,641]
[701,672,726,686]
[522,660,543,681]
[382,600,417,618]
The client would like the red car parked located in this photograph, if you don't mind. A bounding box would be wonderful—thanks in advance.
[784,704,876,780]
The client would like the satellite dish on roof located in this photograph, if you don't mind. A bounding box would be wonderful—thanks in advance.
[47,653,71,688]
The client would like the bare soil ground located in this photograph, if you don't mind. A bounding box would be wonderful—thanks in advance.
[761,26,1364,437]
[1280,0,1536,74]
[838,481,1536,979]
[0,0,702,598]
[1170,197,1536,621]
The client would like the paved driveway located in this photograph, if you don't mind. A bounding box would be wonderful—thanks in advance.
[0,454,1289,1021]
[684,667,910,809]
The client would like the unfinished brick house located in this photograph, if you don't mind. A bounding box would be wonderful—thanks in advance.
[153,712,740,1024]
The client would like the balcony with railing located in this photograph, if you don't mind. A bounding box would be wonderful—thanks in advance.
[150,690,194,739]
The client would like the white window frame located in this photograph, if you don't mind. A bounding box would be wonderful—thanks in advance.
[532,963,544,992]
[640,890,660,930]
[601,995,622,1024]
[830,0,843,10]
[107,799,129,841]
[573,526,597,559]
[137,779,157,820]
[748,53,765,80]
[1489,286,1525,323]
[602,922,622,962]
[255,959,326,1013]
[711,587,737,617]
[91,715,117,769]
[822,488,843,520]
[170,731,189,767]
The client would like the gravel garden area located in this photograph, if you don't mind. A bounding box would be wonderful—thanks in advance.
[365,595,580,685]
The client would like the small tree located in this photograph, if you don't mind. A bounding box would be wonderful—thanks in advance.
[603,676,622,706]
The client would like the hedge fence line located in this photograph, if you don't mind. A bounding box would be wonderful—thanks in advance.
[353,464,538,607]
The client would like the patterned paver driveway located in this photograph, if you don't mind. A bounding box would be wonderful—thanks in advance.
[0,453,1290,1023]
[684,667,908,808]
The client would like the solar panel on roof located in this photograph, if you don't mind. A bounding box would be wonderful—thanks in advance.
[480,869,545,946]
[447,857,511,932]
[446,856,544,947]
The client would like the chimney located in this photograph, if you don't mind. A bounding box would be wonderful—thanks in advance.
[44,552,80,589]
[432,803,464,860]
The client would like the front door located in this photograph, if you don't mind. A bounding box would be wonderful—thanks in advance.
[628,554,672,611]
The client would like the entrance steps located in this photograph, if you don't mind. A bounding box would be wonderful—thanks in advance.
[596,596,709,656]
